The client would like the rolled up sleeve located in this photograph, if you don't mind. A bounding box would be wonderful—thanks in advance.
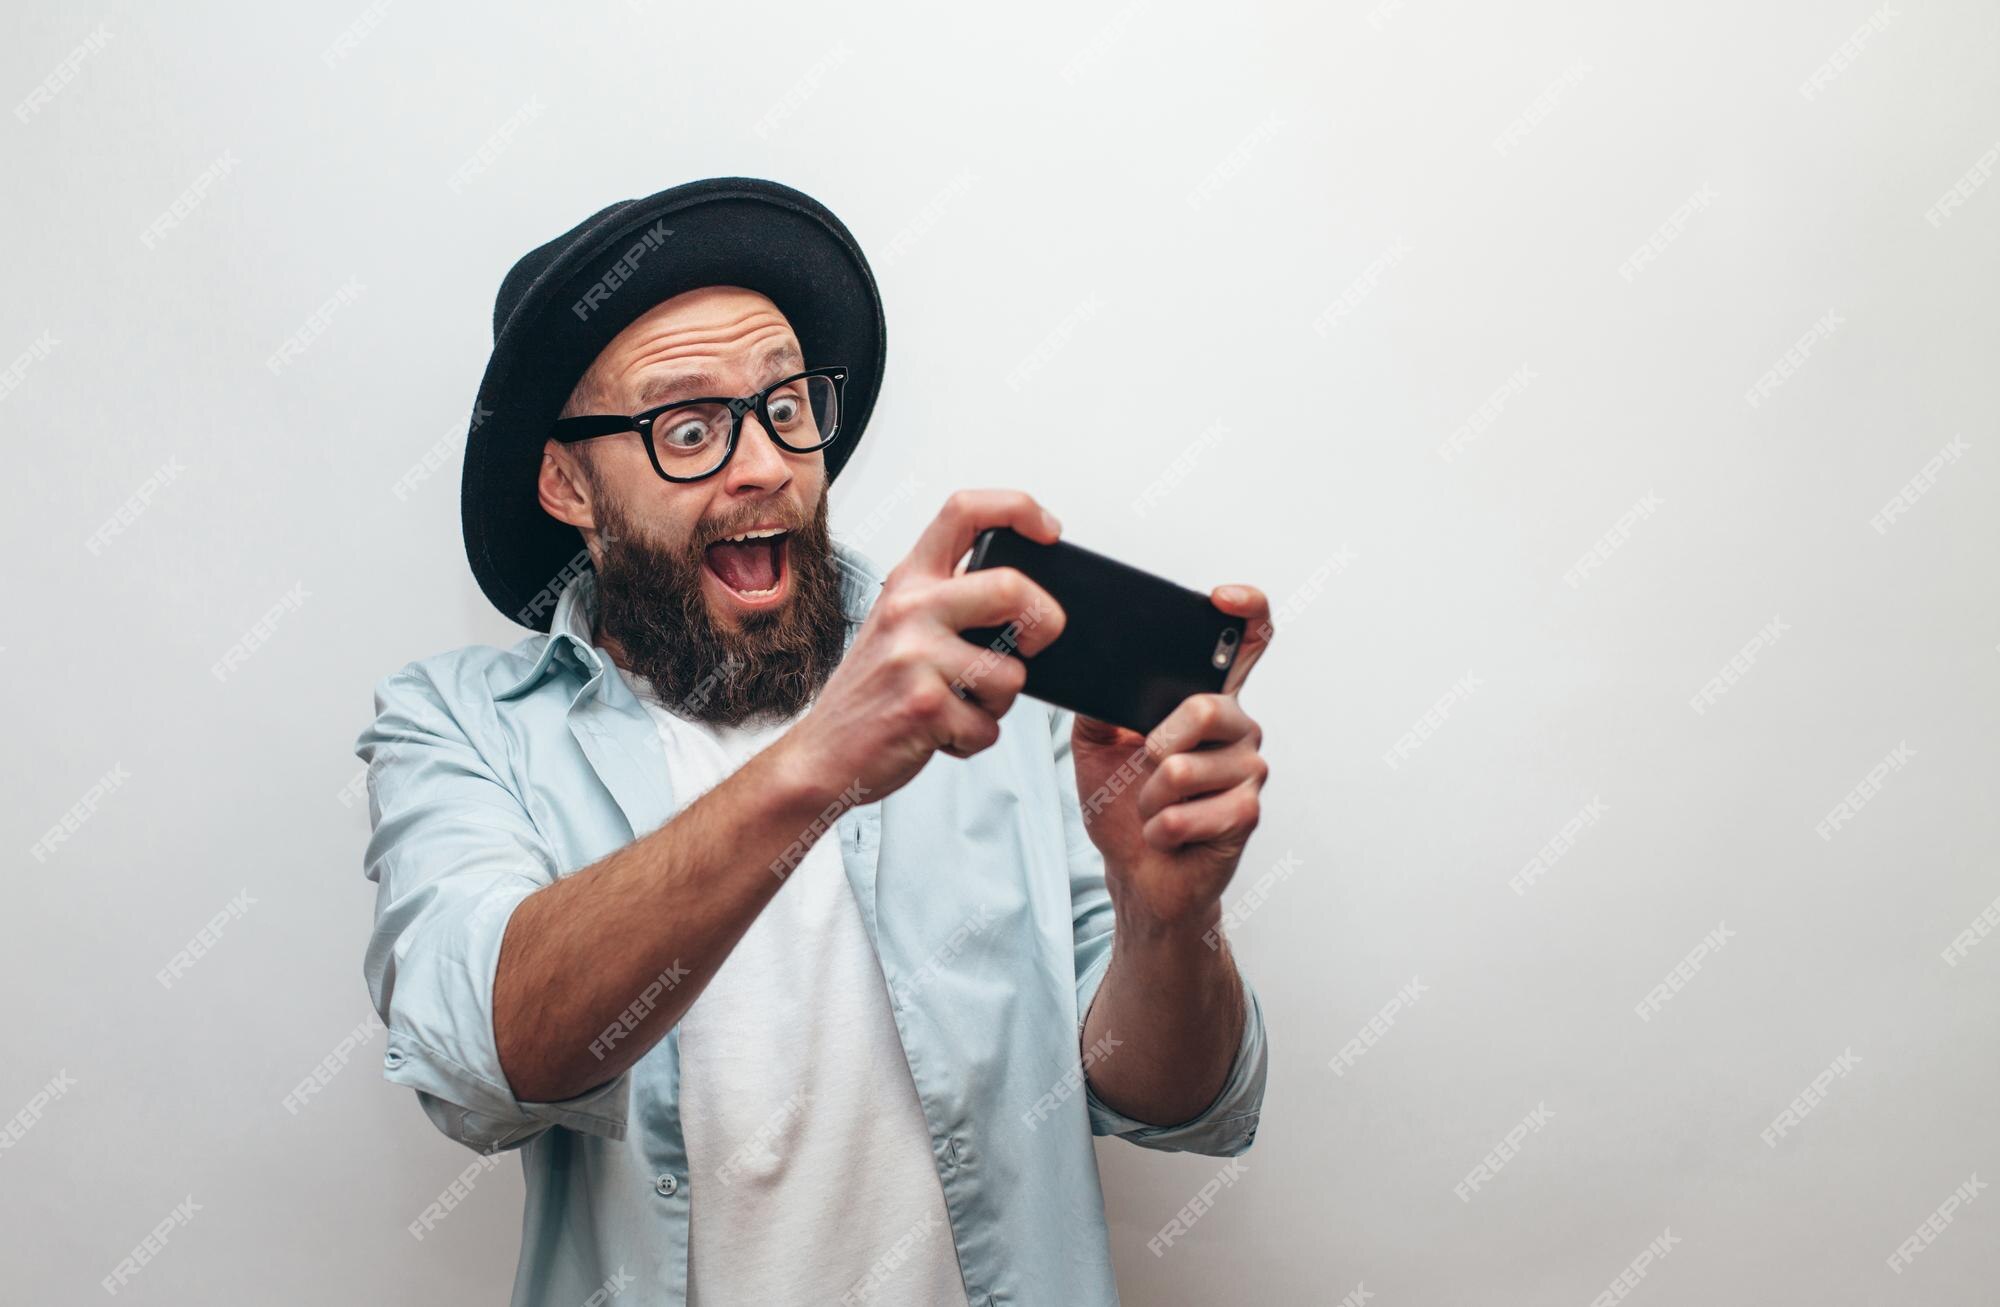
[358,666,630,1154]
[1049,706,1269,1157]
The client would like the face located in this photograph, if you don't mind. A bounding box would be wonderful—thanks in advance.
[538,285,849,725]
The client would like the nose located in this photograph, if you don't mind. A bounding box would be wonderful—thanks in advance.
[718,407,793,494]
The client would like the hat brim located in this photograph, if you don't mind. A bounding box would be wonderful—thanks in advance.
[462,178,885,631]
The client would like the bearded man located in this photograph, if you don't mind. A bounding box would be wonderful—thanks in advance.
[356,176,1272,1307]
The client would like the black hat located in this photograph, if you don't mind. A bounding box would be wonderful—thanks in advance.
[461,176,886,631]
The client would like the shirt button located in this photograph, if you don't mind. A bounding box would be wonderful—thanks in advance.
[655,1174,679,1197]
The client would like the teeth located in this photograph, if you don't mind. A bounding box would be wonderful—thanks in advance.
[722,527,787,543]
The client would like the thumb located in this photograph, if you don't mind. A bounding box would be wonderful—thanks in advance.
[1073,712,1142,749]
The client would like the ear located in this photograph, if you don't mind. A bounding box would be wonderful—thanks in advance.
[537,440,595,532]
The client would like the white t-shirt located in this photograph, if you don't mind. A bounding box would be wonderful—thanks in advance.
[618,668,969,1307]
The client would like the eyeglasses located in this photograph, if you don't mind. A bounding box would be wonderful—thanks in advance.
[550,366,848,483]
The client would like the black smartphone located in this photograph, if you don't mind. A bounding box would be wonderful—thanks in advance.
[958,527,1246,735]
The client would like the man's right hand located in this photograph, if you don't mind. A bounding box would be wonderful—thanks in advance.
[778,490,1069,803]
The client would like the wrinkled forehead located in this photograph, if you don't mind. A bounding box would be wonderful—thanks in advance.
[597,285,805,405]
[616,284,799,353]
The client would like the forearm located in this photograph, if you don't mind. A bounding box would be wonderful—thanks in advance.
[493,733,843,1103]
[1080,900,1247,1126]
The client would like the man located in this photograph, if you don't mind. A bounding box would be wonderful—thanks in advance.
[357,177,1272,1306]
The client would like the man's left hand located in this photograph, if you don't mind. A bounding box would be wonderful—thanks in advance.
[1071,584,1273,929]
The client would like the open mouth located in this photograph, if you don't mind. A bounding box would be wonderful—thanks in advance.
[702,528,790,603]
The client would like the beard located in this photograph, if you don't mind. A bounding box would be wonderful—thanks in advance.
[587,479,848,728]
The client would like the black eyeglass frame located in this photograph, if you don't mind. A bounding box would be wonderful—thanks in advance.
[548,365,849,483]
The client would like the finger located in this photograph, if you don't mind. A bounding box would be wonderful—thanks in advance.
[1138,738,1267,819]
[931,567,1067,657]
[933,690,1005,759]
[1209,584,1273,697]
[905,489,1061,579]
[1145,692,1256,762]
[1143,777,1262,851]
[944,639,1029,719]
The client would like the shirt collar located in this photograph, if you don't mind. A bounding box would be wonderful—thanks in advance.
[495,538,885,703]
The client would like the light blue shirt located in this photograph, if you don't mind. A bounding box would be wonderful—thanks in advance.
[356,541,1268,1306]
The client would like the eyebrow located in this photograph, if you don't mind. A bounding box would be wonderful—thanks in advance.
[632,343,805,408]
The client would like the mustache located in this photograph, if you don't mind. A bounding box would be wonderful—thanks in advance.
[692,510,805,551]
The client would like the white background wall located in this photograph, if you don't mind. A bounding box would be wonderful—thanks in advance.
[5,1,1997,1302]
